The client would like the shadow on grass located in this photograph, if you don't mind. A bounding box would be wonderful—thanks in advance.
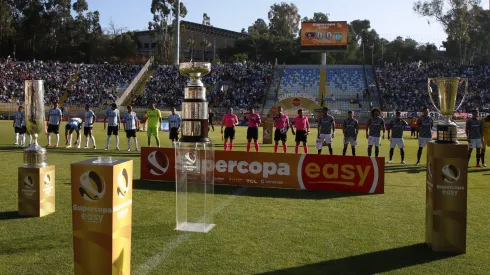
[468,168,490,173]
[258,243,457,275]
[0,211,25,220]
[133,179,370,200]
[385,164,423,174]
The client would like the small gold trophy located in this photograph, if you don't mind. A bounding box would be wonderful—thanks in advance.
[427,78,468,143]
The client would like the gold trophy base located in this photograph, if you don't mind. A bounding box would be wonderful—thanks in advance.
[18,165,55,217]
[435,124,458,144]
[426,142,467,254]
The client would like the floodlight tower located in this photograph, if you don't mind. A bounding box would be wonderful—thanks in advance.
[174,0,181,66]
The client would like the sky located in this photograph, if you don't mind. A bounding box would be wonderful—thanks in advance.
[86,0,490,47]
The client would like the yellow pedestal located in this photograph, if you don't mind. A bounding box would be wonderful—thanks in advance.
[71,159,133,275]
[18,165,55,217]
[426,142,468,254]
[263,120,273,144]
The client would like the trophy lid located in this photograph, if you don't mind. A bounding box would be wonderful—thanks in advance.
[179,62,211,77]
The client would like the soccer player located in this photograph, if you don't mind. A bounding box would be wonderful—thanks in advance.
[387,111,409,164]
[65,117,82,148]
[123,105,140,152]
[13,106,25,146]
[273,106,289,153]
[466,109,484,167]
[482,113,490,167]
[147,103,162,147]
[291,109,310,154]
[342,110,359,156]
[47,102,63,147]
[246,108,261,152]
[366,108,385,157]
[104,103,121,150]
[416,108,434,165]
[168,107,182,147]
[221,107,239,151]
[83,104,97,149]
[316,107,335,155]
[208,109,215,132]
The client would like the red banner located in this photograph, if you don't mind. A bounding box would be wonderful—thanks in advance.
[140,147,384,194]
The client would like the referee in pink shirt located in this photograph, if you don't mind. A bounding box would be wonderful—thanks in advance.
[273,106,289,153]
[290,109,310,154]
[221,107,239,151]
[246,107,261,152]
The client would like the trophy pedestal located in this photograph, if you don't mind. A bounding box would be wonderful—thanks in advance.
[18,165,55,217]
[175,142,215,233]
[262,120,274,144]
[426,142,467,254]
[435,124,458,144]
[71,159,133,275]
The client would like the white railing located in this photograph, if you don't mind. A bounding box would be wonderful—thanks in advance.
[115,56,154,106]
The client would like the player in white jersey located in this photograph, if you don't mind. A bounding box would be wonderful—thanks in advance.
[65,117,83,148]
[83,104,97,149]
[13,106,26,146]
[123,105,140,151]
[47,102,63,147]
[104,103,121,150]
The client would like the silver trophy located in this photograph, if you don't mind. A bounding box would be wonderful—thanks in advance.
[179,62,211,143]
[24,80,47,167]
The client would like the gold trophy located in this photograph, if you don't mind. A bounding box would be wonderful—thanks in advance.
[427,78,468,143]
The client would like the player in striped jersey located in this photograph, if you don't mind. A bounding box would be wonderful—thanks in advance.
[47,102,63,147]
[13,106,26,146]
[104,103,121,150]
[83,104,97,149]
[168,107,182,148]
[123,105,140,152]
[65,117,82,148]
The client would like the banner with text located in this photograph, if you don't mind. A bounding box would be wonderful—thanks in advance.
[140,147,384,194]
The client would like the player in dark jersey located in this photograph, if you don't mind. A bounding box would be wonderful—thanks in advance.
[466,109,484,167]
[208,110,215,132]
[416,108,434,165]
[366,108,385,157]
[316,107,335,155]
[387,111,409,164]
[342,111,359,156]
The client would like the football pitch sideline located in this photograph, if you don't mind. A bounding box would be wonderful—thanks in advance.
[0,120,489,275]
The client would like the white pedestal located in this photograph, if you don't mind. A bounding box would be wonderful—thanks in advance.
[175,142,215,233]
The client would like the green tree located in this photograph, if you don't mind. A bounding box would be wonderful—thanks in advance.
[302,12,329,22]
[268,2,301,38]
[200,39,211,61]
[186,38,196,60]
[413,0,480,64]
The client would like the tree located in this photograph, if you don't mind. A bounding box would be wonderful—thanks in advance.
[248,18,268,36]
[0,0,14,41]
[202,13,211,26]
[200,39,211,61]
[413,0,481,64]
[302,12,329,22]
[186,38,196,60]
[149,0,188,63]
[268,2,300,38]
[350,19,371,45]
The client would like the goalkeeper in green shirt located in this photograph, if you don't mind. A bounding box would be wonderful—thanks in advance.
[146,103,162,147]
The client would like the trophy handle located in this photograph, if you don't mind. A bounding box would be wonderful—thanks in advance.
[427,78,441,114]
[454,78,468,112]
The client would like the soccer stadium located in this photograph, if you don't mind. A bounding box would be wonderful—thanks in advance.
[1,1,490,274]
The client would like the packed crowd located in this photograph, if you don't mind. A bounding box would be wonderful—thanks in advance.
[65,63,138,107]
[375,61,490,112]
[132,62,273,109]
[0,59,77,104]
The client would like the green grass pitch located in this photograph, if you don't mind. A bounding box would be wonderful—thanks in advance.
[0,120,489,275]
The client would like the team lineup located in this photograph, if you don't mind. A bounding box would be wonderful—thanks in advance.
[11,103,490,167]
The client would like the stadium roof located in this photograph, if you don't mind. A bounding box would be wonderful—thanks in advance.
[135,21,249,40]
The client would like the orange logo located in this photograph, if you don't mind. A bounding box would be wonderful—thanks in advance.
[292,98,301,107]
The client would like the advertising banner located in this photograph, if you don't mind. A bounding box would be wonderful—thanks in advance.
[263,121,273,144]
[18,165,55,217]
[426,142,467,253]
[141,148,384,194]
[71,159,133,275]
[301,22,348,49]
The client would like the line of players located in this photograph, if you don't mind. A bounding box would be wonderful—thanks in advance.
[219,106,489,167]
[12,102,183,151]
